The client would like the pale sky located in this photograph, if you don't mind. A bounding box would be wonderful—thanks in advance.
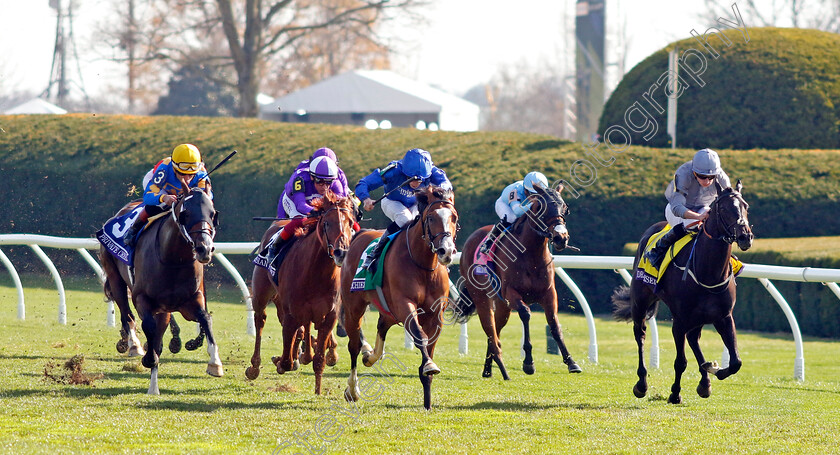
[0,0,717,104]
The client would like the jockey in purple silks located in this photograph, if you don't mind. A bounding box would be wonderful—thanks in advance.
[266,152,357,260]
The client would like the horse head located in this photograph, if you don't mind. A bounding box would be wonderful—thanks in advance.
[525,182,571,251]
[310,191,357,266]
[173,187,218,264]
[416,186,458,266]
[710,179,753,251]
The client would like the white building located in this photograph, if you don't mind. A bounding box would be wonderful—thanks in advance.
[3,98,67,115]
[260,70,479,132]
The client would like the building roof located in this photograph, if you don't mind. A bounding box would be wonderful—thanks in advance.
[261,70,478,115]
[3,98,67,115]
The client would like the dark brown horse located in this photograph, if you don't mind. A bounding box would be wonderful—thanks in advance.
[340,186,458,410]
[100,186,222,394]
[612,180,753,404]
[454,183,581,379]
[246,193,356,394]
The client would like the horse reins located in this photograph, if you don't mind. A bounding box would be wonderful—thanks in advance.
[315,205,355,260]
[171,193,216,248]
[407,199,458,271]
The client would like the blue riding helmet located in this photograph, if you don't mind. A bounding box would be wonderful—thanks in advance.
[523,171,549,193]
[399,148,433,180]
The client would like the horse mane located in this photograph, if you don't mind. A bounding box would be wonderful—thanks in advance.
[297,190,349,236]
[415,186,454,214]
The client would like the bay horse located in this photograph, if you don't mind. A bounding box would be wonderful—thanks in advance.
[340,186,458,410]
[99,186,222,394]
[245,193,355,394]
[454,183,582,379]
[612,180,753,404]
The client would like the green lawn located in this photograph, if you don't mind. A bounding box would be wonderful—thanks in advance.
[1,277,840,454]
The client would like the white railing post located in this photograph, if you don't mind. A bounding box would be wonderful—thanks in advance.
[213,252,256,336]
[75,248,115,327]
[553,266,598,364]
[757,277,805,381]
[0,249,25,320]
[29,244,66,325]
[616,268,659,369]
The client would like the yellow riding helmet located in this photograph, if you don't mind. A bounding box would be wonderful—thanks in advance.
[171,143,202,174]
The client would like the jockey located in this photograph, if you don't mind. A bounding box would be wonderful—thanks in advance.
[276,147,351,218]
[478,171,549,254]
[266,153,357,260]
[356,147,452,271]
[645,148,732,267]
[123,143,212,247]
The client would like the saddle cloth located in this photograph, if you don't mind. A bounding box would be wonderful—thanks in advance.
[350,232,398,292]
[252,233,298,285]
[96,206,166,266]
[635,224,743,287]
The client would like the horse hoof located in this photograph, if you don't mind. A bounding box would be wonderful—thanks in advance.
[291,360,300,371]
[185,340,200,351]
[422,360,441,376]
[697,384,711,398]
[128,345,145,357]
[633,384,647,398]
[326,351,338,367]
[522,362,535,375]
[567,362,582,374]
[169,337,182,354]
[245,366,260,380]
[668,393,682,404]
[116,339,129,354]
[271,356,281,366]
[344,387,359,402]
[482,368,492,378]
[362,352,375,367]
[207,363,224,377]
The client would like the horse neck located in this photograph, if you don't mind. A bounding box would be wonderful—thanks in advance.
[407,216,437,270]
[694,221,733,281]
[296,228,336,279]
[512,217,549,259]
[159,215,196,264]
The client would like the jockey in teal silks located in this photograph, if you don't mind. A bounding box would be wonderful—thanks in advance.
[477,171,549,254]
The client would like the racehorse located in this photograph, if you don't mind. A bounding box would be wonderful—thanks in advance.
[99,186,222,394]
[245,193,356,394]
[454,183,582,379]
[612,180,753,404]
[340,186,458,410]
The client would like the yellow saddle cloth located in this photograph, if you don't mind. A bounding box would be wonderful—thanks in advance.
[638,224,743,283]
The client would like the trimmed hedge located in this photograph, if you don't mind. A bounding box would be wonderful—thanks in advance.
[1,115,839,334]
[599,27,840,149]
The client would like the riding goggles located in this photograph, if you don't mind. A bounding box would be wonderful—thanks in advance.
[175,161,201,172]
[313,177,334,185]
[694,172,715,181]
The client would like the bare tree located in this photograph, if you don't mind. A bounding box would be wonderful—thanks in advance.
[700,0,840,32]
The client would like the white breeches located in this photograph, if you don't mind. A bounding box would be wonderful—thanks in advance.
[665,203,709,231]
[494,199,517,224]
[382,198,418,228]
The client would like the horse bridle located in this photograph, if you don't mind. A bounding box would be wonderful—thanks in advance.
[703,190,749,244]
[314,204,355,260]
[420,199,459,253]
[527,196,569,239]
[171,192,217,248]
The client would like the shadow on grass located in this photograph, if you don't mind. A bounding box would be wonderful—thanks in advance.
[441,401,612,411]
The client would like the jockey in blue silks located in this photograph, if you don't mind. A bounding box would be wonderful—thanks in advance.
[645,148,732,268]
[355,147,452,271]
[266,152,357,260]
[123,143,212,247]
[478,171,549,254]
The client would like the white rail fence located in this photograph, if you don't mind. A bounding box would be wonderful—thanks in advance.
[3,234,840,382]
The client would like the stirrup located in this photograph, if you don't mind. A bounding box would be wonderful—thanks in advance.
[478,240,492,254]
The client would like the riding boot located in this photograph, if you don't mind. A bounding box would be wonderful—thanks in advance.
[266,232,290,262]
[645,223,687,268]
[364,221,400,271]
[123,215,146,248]
[479,220,511,254]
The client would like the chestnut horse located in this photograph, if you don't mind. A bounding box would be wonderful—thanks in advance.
[340,186,458,410]
[612,180,753,404]
[100,187,222,394]
[246,193,356,394]
[454,183,581,379]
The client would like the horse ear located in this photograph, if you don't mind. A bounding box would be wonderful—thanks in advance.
[714,180,723,193]
[735,179,743,193]
[212,210,220,228]
[555,182,565,193]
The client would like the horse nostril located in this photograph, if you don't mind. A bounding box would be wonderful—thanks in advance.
[436,248,446,256]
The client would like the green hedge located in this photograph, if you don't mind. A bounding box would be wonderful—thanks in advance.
[599,28,840,149]
[1,115,839,333]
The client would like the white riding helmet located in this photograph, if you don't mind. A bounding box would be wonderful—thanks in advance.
[692,149,721,176]
[523,172,549,193]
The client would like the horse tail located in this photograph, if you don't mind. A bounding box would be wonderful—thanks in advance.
[98,248,116,302]
[611,286,633,321]
[611,285,658,321]
[451,281,476,324]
